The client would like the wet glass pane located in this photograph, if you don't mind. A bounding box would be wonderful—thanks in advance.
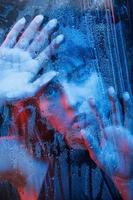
[0,1,132,200]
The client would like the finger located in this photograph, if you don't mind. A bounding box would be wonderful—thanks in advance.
[123,92,132,116]
[108,87,121,126]
[28,71,58,96]
[15,15,44,50]
[1,17,26,48]
[88,98,106,143]
[81,129,111,172]
[81,129,101,165]
[5,71,57,100]
[123,92,133,130]
[104,126,120,149]
[36,34,64,66]
[28,19,58,58]
[98,143,118,176]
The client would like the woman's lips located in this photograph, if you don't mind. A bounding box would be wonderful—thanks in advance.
[72,113,87,122]
[72,113,90,130]
[72,120,89,130]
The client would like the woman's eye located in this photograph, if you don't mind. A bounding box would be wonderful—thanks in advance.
[45,87,57,98]
[44,82,61,98]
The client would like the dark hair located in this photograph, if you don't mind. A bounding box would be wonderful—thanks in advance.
[0,180,20,200]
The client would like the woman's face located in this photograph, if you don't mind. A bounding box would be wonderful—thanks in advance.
[39,28,109,147]
[39,73,106,135]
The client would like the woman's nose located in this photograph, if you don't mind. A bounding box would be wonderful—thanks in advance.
[62,82,85,109]
[71,102,83,111]
[63,91,82,110]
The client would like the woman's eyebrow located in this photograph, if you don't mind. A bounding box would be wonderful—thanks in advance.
[44,77,63,90]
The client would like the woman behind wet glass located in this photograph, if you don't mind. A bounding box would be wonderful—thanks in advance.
[0,0,132,199]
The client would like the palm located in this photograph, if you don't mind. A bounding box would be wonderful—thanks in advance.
[0,48,37,99]
[0,15,64,100]
[83,88,133,180]
[99,126,133,179]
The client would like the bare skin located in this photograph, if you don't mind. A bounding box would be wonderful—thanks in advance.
[0,15,64,200]
[82,87,133,200]
[0,15,64,100]
[0,13,132,200]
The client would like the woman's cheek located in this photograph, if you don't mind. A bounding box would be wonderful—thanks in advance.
[47,106,72,133]
[39,100,72,134]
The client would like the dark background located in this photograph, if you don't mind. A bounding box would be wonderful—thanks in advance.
[0,1,132,200]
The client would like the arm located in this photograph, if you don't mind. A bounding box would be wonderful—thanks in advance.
[0,15,64,199]
[81,87,133,200]
[0,136,48,200]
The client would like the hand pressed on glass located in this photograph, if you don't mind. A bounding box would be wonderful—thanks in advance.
[0,15,64,100]
[82,88,133,200]
[0,15,64,200]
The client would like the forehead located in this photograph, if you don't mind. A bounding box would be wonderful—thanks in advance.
[47,27,96,83]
